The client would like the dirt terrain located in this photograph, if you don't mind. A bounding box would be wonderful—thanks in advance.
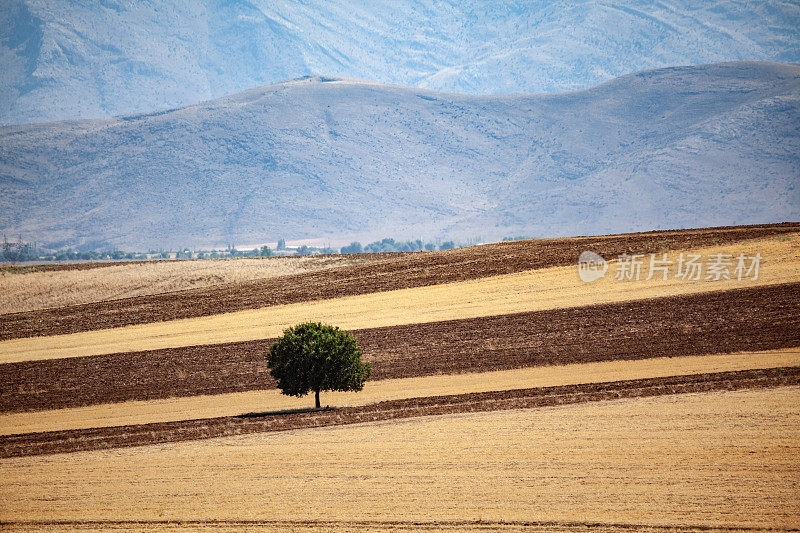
[2,223,796,341]
[7,350,797,436]
[5,386,797,529]
[0,520,746,532]
[1,224,798,530]
[0,255,370,315]
[0,521,757,532]
[2,366,797,458]
[8,229,798,363]
[0,252,395,275]
[3,282,797,413]
[1,261,158,274]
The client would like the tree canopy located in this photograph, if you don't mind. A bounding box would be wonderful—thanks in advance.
[267,322,372,408]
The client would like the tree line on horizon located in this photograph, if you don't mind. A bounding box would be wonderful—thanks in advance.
[0,236,477,263]
[340,238,456,254]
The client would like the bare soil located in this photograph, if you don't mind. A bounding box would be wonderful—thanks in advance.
[2,223,797,340]
[0,520,779,532]
[2,366,797,458]
[2,283,797,414]
[0,255,373,315]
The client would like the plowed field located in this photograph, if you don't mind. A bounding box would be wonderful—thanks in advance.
[2,224,798,531]
[2,283,798,413]
[2,223,796,341]
[3,231,798,363]
[1,386,797,529]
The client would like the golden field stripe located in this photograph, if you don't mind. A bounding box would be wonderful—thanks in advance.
[1,348,798,436]
[1,386,798,527]
[1,235,798,364]
[0,256,365,316]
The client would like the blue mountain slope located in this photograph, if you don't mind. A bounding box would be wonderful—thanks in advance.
[1,0,798,124]
[0,62,798,249]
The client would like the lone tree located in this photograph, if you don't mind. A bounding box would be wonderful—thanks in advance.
[267,322,372,408]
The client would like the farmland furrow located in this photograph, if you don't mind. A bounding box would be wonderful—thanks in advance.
[2,223,796,341]
[5,350,798,435]
[2,366,797,458]
[2,282,797,413]
[0,518,783,532]
[5,231,799,364]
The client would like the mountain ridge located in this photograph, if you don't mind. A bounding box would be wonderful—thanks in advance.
[0,61,798,250]
[2,0,799,125]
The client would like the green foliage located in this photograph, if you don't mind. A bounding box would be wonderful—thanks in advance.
[175,248,192,259]
[267,322,372,408]
[357,237,464,253]
[340,241,363,254]
[363,238,422,253]
[0,234,474,264]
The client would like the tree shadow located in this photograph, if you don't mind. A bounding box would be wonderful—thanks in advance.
[236,406,335,418]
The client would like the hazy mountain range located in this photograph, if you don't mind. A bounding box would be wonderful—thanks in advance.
[2,0,799,124]
[1,61,798,250]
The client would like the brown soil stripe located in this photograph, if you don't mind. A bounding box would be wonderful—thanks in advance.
[2,367,797,458]
[0,252,392,275]
[2,282,798,414]
[0,259,172,275]
[0,519,774,532]
[2,223,797,341]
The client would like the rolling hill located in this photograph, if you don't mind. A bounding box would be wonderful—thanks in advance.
[0,61,799,250]
[1,0,799,125]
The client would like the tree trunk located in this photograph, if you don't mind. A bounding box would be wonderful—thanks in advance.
[315,390,320,409]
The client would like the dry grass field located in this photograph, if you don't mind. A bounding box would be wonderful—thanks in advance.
[4,281,795,415]
[1,225,799,531]
[2,387,798,529]
[5,224,798,342]
[0,255,366,315]
[2,349,797,435]
[2,233,798,363]
[0,524,724,533]
[0,524,716,533]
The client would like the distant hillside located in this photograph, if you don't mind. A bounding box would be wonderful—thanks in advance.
[0,61,798,250]
[1,0,799,124]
